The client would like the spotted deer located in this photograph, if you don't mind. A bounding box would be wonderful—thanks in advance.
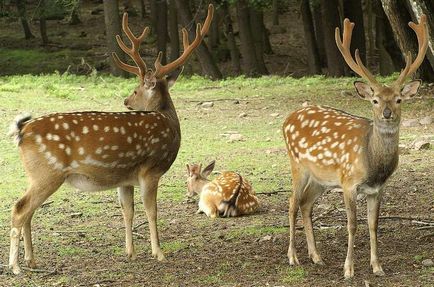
[7,5,214,275]
[282,15,428,278]
[186,161,259,218]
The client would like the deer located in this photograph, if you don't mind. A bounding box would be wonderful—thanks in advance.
[7,5,214,275]
[282,15,428,279]
[186,160,259,218]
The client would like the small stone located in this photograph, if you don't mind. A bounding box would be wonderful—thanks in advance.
[227,133,244,142]
[422,259,434,267]
[259,235,272,242]
[419,116,432,125]
[70,212,82,218]
[238,112,247,118]
[233,100,240,104]
[413,139,431,150]
[402,119,419,127]
[201,101,214,108]
[270,113,280,118]
[265,137,271,142]
[302,101,309,107]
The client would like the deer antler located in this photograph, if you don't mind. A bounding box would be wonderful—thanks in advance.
[335,19,380,88]
[112,13,150,85]
[393,14,428,87]
[153,4,214,78]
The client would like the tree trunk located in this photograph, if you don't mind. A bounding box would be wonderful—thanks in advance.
[156,0,168,65]
[343,0,366,65]
[405,0,434,74]
[320,0,345,76]
[272,0,279,25]
[263,22,273,54]
[300,0,321,74]
[39,0,49,46]
[249,7,268,74]
[209,6,219,49]
[311,0,326,67]
[103,0,127,77]
[168,0,179,62]
[150,0,158,34]
[374,1,402,75]
[16,0,34,39]
[381,0,434,81]
[366,0,375,68]
[220,2,241,75]
[175,0,222,79]
[139,0,146,19]
[236,0,260,76]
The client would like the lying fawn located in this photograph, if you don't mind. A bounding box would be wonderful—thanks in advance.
[282,15,427,278]
[186,160,259,218]
[7,5,214,274]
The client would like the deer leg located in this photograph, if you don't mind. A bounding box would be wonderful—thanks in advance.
[118,185,136,260]
[343,188,357,279]
[10,179,62,274]
[22,211,36,269]
[139,174,165,261]
[288,167,308,266]
[300,180,324,265]
[367,192,385,276]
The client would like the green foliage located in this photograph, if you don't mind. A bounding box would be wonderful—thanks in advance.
[280,266,307,283]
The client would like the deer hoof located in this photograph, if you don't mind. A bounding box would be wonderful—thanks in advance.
[25,259,37,269]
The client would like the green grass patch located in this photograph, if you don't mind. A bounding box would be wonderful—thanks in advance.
[161,240,188,253]
[227,225,286,240]
[280,266,307,284]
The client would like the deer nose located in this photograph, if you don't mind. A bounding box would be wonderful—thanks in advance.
[383,107,392,119]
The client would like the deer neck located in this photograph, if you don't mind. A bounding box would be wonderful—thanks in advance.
[195,178,211,195]
[364,120,400,186]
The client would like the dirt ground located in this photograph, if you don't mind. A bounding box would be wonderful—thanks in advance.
[1,159,433,287]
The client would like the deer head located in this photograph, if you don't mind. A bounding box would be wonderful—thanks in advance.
[335,15,428,129]
[186,160,215,197]
[112,5,214,112]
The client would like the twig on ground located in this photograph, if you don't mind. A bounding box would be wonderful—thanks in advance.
[21,266,55,273]
[41,200,54,207]
[417,226,434,230]
[256,190,290,195]
[133,221,147,231]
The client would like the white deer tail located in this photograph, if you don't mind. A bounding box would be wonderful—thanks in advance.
[8,114,32,146]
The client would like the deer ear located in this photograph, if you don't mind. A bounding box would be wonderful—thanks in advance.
[201,160,215,177]
[354,81,374,100]
[186,164,191,176]
[167,67,184,89]
[401,80,421,99]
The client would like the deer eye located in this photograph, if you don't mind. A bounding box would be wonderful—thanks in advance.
[133,91,137,95]
[396,99,402,104]
[372,99,378,104]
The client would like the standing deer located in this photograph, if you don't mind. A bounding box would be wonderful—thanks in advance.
[186,160,259,218]
[282,15,427,278]
[7,5,214,275]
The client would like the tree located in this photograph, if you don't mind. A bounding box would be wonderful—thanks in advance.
[311,0,326,67]
[236,0,260,76]
[168,0,179,62]
[156,0,168,65]
[249,7,268,74]
[381,0,434,81]
[343,0,366,65]
[103,0,127,77]
[320,0,345,76]
[219,0,241,75]
[39,0,49,46]
[300,0,321,74]
[404,0,434,76]
[16,0,34,39]
[175,0,222,79]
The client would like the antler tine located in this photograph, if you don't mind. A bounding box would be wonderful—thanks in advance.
[154,4,214,78]
[335,19,379,87]
[394,14,428,87]
[112,13,149,82]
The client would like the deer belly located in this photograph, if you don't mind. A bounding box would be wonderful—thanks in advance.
[66,173,138,191]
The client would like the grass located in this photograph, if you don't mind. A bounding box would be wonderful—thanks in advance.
[280,266,307,284]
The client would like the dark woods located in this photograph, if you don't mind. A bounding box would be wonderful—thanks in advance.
[2,0,434,81]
